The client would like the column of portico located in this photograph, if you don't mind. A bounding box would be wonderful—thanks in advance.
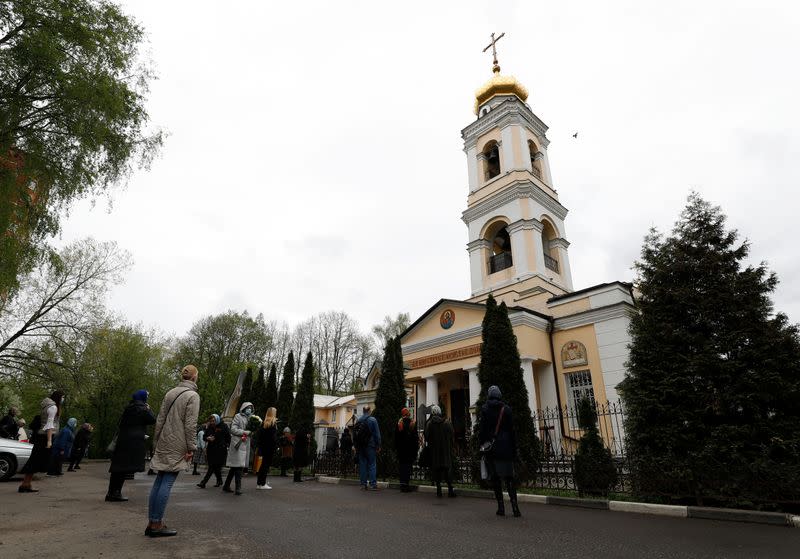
[426,376,439,407]
[466,366,480,424]
[506,220,531,276]
[521,357,539,435]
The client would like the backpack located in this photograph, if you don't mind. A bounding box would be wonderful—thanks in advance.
[353,419,372,448]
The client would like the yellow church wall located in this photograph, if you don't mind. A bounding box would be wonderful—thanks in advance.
[402,305,486,347]
[547,298,592,317]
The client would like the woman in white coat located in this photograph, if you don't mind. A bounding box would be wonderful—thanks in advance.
[223,401,253,495]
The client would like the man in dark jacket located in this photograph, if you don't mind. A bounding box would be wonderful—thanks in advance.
[107,390,157,501]
[197,414,229,488]
[355,406,381,490]
[479,385,520,517]
[423,405,456,498]
[395,408,418,493]
[68,423,93,471]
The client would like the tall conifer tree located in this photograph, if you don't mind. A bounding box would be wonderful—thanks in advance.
[621,193,800,506]
[474,295,541,478]
[374,337,407,461]
[290,352,316,435]
[276,352,296,427]
[239,366,254,408]
[251,365,267,416]
[265,363,279,411]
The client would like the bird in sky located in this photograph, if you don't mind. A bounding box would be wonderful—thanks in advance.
[572,132,578,139]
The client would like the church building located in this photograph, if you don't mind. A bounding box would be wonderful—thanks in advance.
[400,45,635,453]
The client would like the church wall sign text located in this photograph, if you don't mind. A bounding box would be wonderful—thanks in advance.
[407,343,482,369]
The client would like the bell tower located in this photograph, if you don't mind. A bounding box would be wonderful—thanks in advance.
[462,35,574,311]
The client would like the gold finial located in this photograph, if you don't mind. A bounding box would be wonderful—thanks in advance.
[483,32,505,74]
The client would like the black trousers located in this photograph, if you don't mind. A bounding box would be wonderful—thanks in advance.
[256,463,270,486]
[399,462,413,486]
[201,463,223,486]
[107,472,126,495]
[48,454,64,475]
[68,452,85,470]
[432,467,453,490]
[224,467,242,490]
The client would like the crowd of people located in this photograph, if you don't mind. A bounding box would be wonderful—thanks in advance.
[6,362,522,538]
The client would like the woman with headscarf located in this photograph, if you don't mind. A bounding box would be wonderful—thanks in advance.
[479,385,520,517]
[197,413,229,488]
[255,407,278,490]
[106,389,157,502]
[423,405,456,498]
[191,422,206,475]
[395,408,418,493]
[18,390,65,493]
[49,417,78,475]
[223,401,254,495]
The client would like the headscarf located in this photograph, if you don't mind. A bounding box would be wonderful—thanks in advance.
[430,405,442,417]
[132,389,149,402]
[401,407,410,417]
[67,417,77,429]
[211,413,221,425]
[488,385,502,401]
[283,427,291,434]
[397,408,413,431]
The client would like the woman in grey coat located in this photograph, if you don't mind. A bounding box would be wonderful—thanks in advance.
[223,401,254,495]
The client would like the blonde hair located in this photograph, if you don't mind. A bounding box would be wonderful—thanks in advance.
[181,365,199,381]
[263,407,277,428]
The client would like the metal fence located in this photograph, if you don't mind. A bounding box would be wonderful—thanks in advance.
[313,400,630,494]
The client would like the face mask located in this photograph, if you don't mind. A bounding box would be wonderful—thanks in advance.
[243,407,253,417]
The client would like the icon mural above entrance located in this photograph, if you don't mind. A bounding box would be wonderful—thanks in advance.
[440,309,456,329]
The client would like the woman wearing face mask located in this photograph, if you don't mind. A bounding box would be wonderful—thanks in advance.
[19,390,65,493]
[49,417,78,476]
[223,401,254,495]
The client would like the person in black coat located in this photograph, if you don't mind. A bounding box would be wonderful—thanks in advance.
[106,390,156,502]
[68,423,93,471]
[339,427,353,475]
[292,426,311,482]
[395,408,419,493]
[255,407,278,489]
[424,405,456,498]
[479,385,520,517]
[197,414,229,488]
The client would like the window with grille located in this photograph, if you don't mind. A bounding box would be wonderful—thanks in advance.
[566,370,595,430]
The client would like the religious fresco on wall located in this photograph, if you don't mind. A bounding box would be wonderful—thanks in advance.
[561,340,588,368]
[440,309,456,329]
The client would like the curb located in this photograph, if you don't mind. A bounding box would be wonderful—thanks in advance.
[313,476,797,528]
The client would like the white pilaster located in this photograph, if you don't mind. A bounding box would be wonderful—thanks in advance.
[500,125,515,171]
[466,366,480,424]
[467,239,490,294]
[531,220,546,274]
[425,376,439,407]
[551,238,573,290]
[521,357,539,434]
[466,146,479,192]
[519,129,533,172]
[539,141,554,186]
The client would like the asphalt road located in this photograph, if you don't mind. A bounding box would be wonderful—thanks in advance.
[2,462,798,559]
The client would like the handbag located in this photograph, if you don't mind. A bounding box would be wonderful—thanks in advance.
[106,433,118,454]
[478,406,505,456]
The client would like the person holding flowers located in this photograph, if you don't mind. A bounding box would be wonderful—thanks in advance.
[223,401,254,495]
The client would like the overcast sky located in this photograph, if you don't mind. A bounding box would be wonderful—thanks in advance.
[58,0,800,337]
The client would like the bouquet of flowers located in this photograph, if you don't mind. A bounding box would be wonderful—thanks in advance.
[235,415,262,449]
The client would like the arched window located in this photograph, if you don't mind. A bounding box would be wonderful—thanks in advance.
[528,140,543,180]
[485,220,513,274]
[541,219,559,273]
[482,141,501,181]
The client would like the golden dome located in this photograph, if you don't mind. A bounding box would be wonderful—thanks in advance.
[474,69,529,114]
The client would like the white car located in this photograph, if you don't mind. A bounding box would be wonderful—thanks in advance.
[0,438,33,481]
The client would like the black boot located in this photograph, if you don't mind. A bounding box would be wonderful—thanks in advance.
[493,481,505,516]
[235,479,242,496]
[222,470,235,493]
[105,491,128,502]
[448,487,457,498]
[293,470,303,483]
[507,480,521,517]
[436,484,442,498]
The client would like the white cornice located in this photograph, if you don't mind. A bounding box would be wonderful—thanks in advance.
[462,181,569,224]
[553,302,636,331]
[547,282,632,308]
[462,98,549,149]
[550,237,570,250]
[466,239,491,252]
[507,218,544,234]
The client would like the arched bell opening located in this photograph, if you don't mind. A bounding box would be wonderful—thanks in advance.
[541,219,559,273]
[481,140,501,182]
[484,220,513,274]
[528,139,544,180]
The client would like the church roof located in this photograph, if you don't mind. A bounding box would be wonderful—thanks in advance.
[474,69,529,114]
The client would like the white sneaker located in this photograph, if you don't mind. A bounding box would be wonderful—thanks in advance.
[256,484,267,490]
[264,483,272,490]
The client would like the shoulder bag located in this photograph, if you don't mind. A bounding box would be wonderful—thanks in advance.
[478,406,505,456]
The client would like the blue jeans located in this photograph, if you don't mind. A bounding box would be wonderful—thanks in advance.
[359,447,377,487]
[148,471,178,523]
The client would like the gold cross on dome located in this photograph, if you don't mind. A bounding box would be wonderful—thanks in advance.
[483,32,505,73]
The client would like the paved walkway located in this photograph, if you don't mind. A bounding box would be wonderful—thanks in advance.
[2,462,799,559]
